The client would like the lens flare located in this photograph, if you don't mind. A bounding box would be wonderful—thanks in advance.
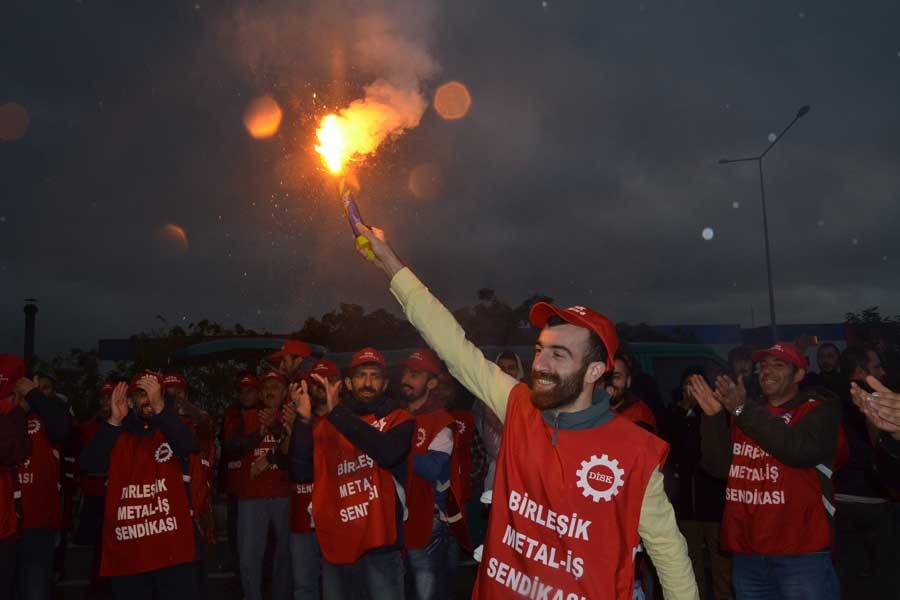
[160,224,189,252]
[243,96,283,139]
[408,163,443,199]
[0,102,30,141]
[433,82,472,121]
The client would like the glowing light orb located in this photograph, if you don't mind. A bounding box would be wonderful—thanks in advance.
[434,82,472,121]
[243,96,283,139]
[0,102,30,141]
[702,227,715,241]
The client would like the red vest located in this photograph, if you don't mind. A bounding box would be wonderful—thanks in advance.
[617,398,657,433]
[449,410,475,503]
[721,399,833,554]
[20,414,62,530]
[100,429,195,577]
[473,384,668,600]
[77,420,108,498]
[291,481,315,534]
[405,410,455,549]
[311,409,412,564]
[237,409,290,499]
[0,467,18,540]
[221,406,244,495]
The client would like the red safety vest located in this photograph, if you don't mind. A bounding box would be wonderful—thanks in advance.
[449,410,475,503]
[100,428,195,577]
[405,410,455,549]
[616,398,657,433]
[20,414,62,530]
[77,419,108,497]
[237,409,290,499]
[221,405,244,495]
[311,409,412,564]
[0,467,18,541]
[473,384,668,600]
[291,481,315,534]
[721,399,833,555]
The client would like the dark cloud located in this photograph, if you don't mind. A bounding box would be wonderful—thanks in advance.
[2,0,899,355]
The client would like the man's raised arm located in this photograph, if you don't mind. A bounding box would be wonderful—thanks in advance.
[357,225,518,423]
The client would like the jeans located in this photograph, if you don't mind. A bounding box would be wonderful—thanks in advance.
[110,561,196,600]
[407,518,451,600]
[732,552,839,600]
[1,539,16,600]
[238,497,292,600]
[15,528,56,600]
[322,549,405,600]
[290,532,321,600]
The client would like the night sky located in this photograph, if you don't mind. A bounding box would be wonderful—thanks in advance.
[3,0,900,355]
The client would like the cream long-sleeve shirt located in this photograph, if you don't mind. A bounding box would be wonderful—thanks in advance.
[390,267,698,600]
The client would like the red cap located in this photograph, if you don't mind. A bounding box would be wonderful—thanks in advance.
[237,372,259,388]
[260,370,288,385]
[402,349,443,376]
[752,342,808,371]
[163,373,188,390]
[268,340,313,362]
[350,347,386,369]
[312,359,341,379]
[529,303,619,364]
[100,381,116,396]
[0,354,26,399]
[129,370,163,393]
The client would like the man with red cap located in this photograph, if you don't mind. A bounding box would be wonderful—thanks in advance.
[80,370,199,600]
[688,342,842,599]
[219,370,259,572]
[269,339,313,381]
[289,347,414,599]
[286,358,339,600]
[1,353,73,600]
[398,348,463,600]
[350,227,697,600]
[224,369,292,600]
[73,378,119,593]
[0,355,31,599]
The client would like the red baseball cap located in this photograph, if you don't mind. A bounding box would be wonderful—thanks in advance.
[100,380,117,396]
[751,342,809,371]
[129,370,164,393]
[237,372,259,389]
[268,340,313,362]
[260,370,288,385]
[312,359,341,379]
[402,349,443,376]
[529,302,619,364]
[0,354,26,399]
[350,347,386,369]
[163,373,188,390]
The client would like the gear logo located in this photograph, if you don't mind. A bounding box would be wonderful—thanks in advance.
[576,454,625,502]
[454,419,466,435]
[27,419,41,435]
[154,443,174,463]
[415,427,427,448]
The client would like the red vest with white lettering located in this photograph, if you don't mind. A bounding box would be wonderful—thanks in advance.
[405,410,455,549]
[311,409,413,564]
[238,409,290,499]
[77,419,108,497]
[474,384,668,600]
[617,397,657,433]
[291,481,315,534]
[449,410,475,503]
[721,399,832,554]
[101,428,195,576]
[20,414,62,530]
[0,467,18,540]
[222,406,243,495]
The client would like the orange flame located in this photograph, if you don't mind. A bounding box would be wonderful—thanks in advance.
[314,82,428,175]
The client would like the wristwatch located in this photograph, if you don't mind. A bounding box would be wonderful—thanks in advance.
[733,403,745,417]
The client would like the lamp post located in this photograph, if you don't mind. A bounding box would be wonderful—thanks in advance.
[719,105,810,345]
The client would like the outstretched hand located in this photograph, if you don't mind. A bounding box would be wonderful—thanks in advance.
[311,373,342,415]
[714,375,747,415]
[686,375,723,416]
[289,381,311,423]
[355,224,405,279]
[851,376,900,440]
[109,382,129,426]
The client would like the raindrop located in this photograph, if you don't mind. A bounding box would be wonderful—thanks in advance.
[767,133,777,143]
[0,216,5,223]
[797,11,806,19]
[851,238,859,246]
[702,227,715,241]
[817,219,825,227]
[732,201,740,209]
[541,0,548,8]
[883,256,889,262]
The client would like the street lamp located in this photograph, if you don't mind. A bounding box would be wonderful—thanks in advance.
[719,105,810,345]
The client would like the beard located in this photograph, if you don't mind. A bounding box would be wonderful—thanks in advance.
[401,384,426,403]
[530,362,589,411]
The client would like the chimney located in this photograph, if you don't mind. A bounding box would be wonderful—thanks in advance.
[24,299,38,371]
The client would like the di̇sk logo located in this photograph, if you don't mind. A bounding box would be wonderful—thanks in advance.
[454,419,466,435]
[415,427,427,448]
[27,419,41,435]
[781,413,793,425]
[371,418,388,432]
[568,306,589,316]
[154,443,174,463]
[576,454,625,502]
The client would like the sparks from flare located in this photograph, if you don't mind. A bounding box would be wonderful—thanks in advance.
[315,110,384,175]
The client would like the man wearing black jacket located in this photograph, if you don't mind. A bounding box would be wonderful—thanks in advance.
[80,371,199,600]
[849,375,900,492]
[289,347,414,600]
